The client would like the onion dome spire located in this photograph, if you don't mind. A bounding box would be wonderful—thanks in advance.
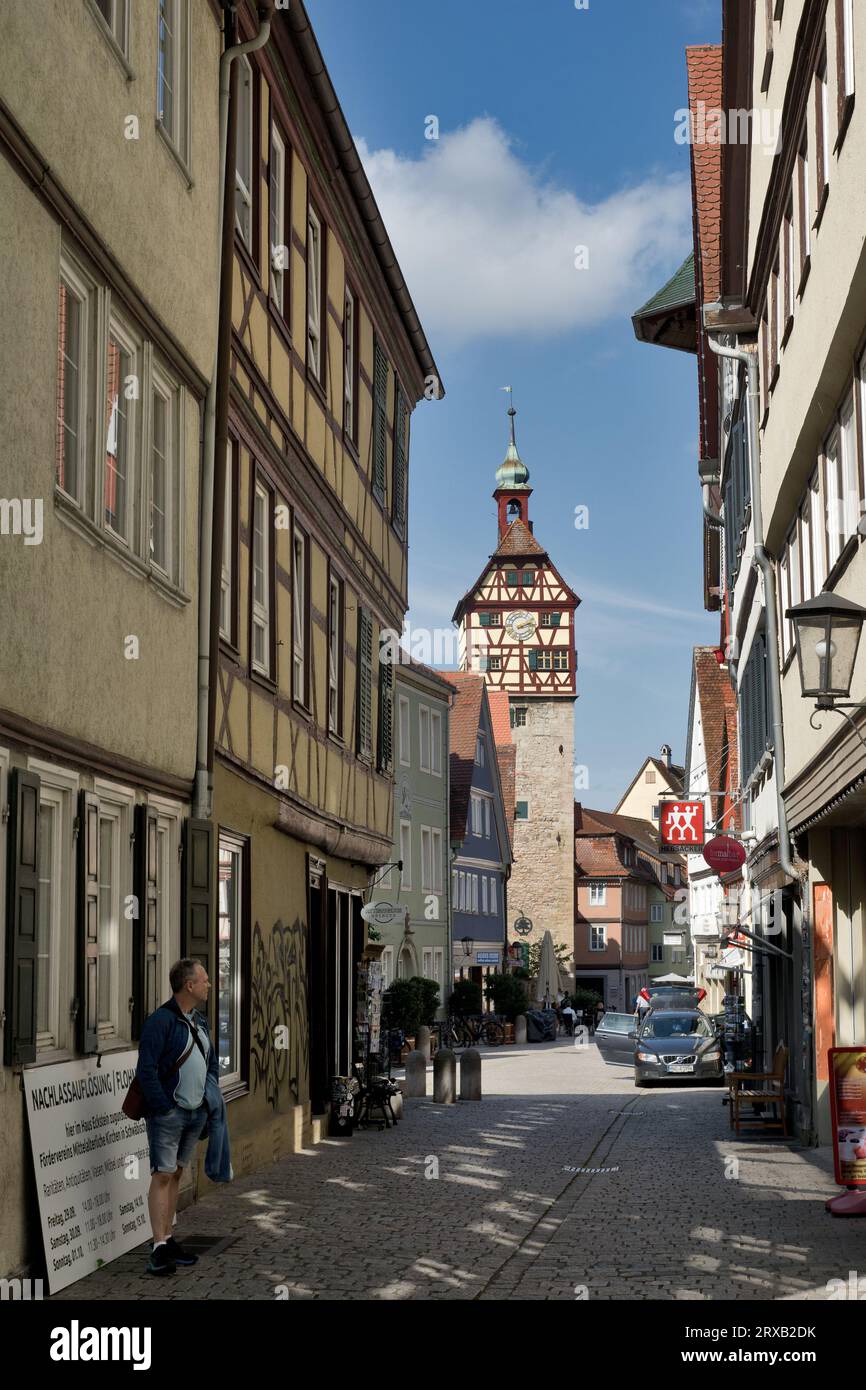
[495,387,531,490]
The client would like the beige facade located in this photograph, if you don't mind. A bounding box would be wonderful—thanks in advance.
[0,0,222,1277]
[615,750,684,825]
[509,701,576,962]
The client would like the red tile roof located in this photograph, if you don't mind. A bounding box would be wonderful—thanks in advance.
[495,743,516,848]
[692,645,740,831]
[492,519,546,557]
[443,672,487,841]
[686,45,723,305]
[487,690,512,747]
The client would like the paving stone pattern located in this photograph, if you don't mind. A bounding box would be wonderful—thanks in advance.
[51,1041,865,1301]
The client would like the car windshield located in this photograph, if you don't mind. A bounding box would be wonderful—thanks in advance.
[598,1013,633,1032]
[640,1013,713,1040]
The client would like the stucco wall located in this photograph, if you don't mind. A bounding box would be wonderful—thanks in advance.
[509,700,575,961]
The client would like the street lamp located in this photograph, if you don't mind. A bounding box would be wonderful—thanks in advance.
[786,592,866,749]
[460,936,473,959]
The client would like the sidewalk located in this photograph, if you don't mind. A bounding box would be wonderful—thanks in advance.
[50,1040,863,1301]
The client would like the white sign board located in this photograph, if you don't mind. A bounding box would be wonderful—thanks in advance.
[361,901,406,927]
[23,1051,152,1293]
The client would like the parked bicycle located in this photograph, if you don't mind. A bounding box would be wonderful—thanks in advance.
[436,1014,505,1048]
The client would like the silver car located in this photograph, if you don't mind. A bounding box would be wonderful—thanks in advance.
[594,1012,638,1066]
[634,1010,722,1086]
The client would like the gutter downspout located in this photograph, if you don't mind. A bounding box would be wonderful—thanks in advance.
[194,3,273,819]
[703,313,795,887]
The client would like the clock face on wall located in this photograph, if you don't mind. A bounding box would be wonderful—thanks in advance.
[505,611,537,642]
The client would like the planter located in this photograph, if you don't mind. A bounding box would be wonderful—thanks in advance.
[400,1036,417,1061]
[504,1024,515,1044]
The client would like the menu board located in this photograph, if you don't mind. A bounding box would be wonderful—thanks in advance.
[23,1051,152,1293]
[828,1046,866,1189]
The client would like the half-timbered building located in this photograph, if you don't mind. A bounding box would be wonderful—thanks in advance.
[211,1,440,1163]
[452,412,579,970]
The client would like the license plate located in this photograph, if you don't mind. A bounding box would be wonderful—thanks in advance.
[668,1063,694,1073]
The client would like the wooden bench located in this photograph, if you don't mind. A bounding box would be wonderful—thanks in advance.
[728,1042,789,1137]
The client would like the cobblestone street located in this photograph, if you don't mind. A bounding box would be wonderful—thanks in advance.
[51,1041,865,1302]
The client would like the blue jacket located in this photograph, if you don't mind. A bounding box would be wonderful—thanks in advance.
[200,1072,233,1183]
[136,997,220,1117]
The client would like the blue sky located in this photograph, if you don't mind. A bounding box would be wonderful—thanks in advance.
[310,0,722,809]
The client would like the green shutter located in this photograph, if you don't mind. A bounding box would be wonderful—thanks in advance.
[357,608,373,759]
[550,612,561,626]
[372,342,388,503]
[479,613,491,627]
[182,818,215,1027]
[76,790,100,1054]
[528,649,538,671]
[4,769,40,1066]
[377,635,394,773]
[392,389,407,534]
[132,804,159,1039]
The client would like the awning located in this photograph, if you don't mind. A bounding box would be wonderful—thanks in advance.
[631,253,697,354]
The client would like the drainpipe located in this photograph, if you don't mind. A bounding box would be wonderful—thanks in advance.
[194,3,273,819]
[703,310,796,884]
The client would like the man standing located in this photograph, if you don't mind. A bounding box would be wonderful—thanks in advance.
[136,959,218,1275]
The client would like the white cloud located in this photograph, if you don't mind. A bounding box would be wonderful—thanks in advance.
[358,118,692,345]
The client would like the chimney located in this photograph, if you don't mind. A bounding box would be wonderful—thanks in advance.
[660,744,672,769]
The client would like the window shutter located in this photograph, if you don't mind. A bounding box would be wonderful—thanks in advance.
[757,634,769,754]
[550,612,561,626]
[133,804,159,1038]
[377,639,394,773]
[392,389,407,535]
[372,342,388,502]
[740,417,751,509]
[357,608,373,758]
[528,649,538,672]
[479,612,490,627]
[182,819,214,1023]
[4,769,40,1066]
[76,790,100,1055]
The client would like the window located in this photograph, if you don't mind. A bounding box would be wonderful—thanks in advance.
[344,288,357,440]
[328,573,343,735]
[157,0,190,165]
[431,828,443,894]
[650,903,663,924]
[797,132,811,276]
[399,821,412,890]
[535,652,552,671]
[433,947,444,993]
[589,884,606,906]
[220,442,235,642]
[770,258,781,372]
[481,876,488,914]
[292,527,307,701]
[31,765,78,1052]
[623,844,635,867]
[590,926,606,952]
[810,469,826,592]
[839,392,860,544]
[357,608,374,759]
[419,706,431,772]
[269,125,288,312]
[377,637,394,774]
[430,710,442,776]
[645,770,657,784]
[307,208,323,381]
[251,480,272,677]
[815,48,830,211]
[93,784,135,1044]
[392,388,408,536]
[475,734,485,766]
[484,799,491,838]
[149,363,180,581]
[218,834,244,1085]
[783,200,794,328]
[235,56,254,248]
[372,340,388,504]
[398,696,411,766]
[540,612,562,627]
[471,794,483,836]
[422,947,433,980]
[92,0,129,56]
[479,612,502,626]
[421,827,433,892]
[505,571,520,587]
[837,0,855,125]
[381,946,394,990]
[56,265,91,506]
[104,316,140,543]
[515,800,529,820]
[490,876,497,914]
[510,707,527,729]
[522,569,535,586]
[471,875,479,913]
[489,656,502,672]
[761,0,774,91]
[740,634,770,777]
[651,943,664,963]
[553,651,569,671]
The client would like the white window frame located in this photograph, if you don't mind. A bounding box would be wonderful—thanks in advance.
[475,734,485,766]
[471,794,483,837]
[218,831,244,1088]
[234,54,254,247]
[93,778,136,1047]
[398,696,411,767]
[103,311,141,548]
[156,0,190,166]
[400,820,412,891]
[381,946,394,991]
[252,481,272,677]
[471,874,479,914]
[293,528,307,700]
[490,876,497,915]
[219,442,234,641]
[839,391,860,542]
[328,573,341,735]
[481,876,488,914]
[56,255,94,511]
[90,0,131,60]
[420,826,433,893]
[419,706,431,773]
[650,903,663,924]
[307,207,323,380]
[28,759,80,1055]
[841,0,855,102]
[431,828,443,894]
[148,358,182,584]
[269,124,287,312]
[433,947,444,995]
[590,925,606,952]
[484,799,491,838]
[651,943,664,963]
[344,287,356,439]
[148,795,183,998]
[430,709,442,777]
[589,883,606,906]
[422,947,433,980]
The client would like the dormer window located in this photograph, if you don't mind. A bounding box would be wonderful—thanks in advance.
[475,734,485,766]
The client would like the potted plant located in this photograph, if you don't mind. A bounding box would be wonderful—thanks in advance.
[483,973,527,1042]
[382,977,441,1057]
[449,979,482,1019]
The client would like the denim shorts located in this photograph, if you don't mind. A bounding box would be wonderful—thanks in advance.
[146,1103,207,1174]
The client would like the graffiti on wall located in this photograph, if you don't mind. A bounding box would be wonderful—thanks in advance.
[251,917,310,1109]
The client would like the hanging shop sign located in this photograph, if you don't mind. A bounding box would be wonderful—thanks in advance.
[702,835,747,874]
[361,901,407,928]
[513,914,533,936]
[663,933,684,947]
[719,946,746,969]
[659,801,705,847]
[477,951,501,965]
[828,1046,866,1189]
[23,1051,152,1294]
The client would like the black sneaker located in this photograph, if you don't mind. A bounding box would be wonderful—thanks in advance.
[165,1236,198,1266]
[146,1243,176,1276]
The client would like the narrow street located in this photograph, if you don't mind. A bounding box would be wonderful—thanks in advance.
[52,1043,862,1303]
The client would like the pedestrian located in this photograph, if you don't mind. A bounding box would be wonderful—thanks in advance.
[634,992,651,1027]
[135,958,223,1276]
[561,1002,577,1036]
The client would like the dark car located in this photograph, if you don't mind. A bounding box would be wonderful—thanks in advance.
[640,984,707,1012]
[594,1012,638,1066]
[634,1010,722,1086]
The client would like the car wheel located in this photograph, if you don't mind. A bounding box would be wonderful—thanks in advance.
[634,1079,651,1088]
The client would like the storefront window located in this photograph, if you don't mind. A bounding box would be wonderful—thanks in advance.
[218,835,243,1085]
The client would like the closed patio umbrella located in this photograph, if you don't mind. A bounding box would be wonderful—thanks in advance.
[535,930,563,1005]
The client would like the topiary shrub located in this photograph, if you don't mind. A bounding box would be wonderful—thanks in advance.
[449,979,482,1018]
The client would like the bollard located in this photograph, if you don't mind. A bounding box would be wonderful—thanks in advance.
[433,1047,456,1104]
[515,1014,527,1045]
[416,1024,431,1059]
[459,1047,482,1100]
[404,1049,427,1098]
[390,1088,404,1122]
